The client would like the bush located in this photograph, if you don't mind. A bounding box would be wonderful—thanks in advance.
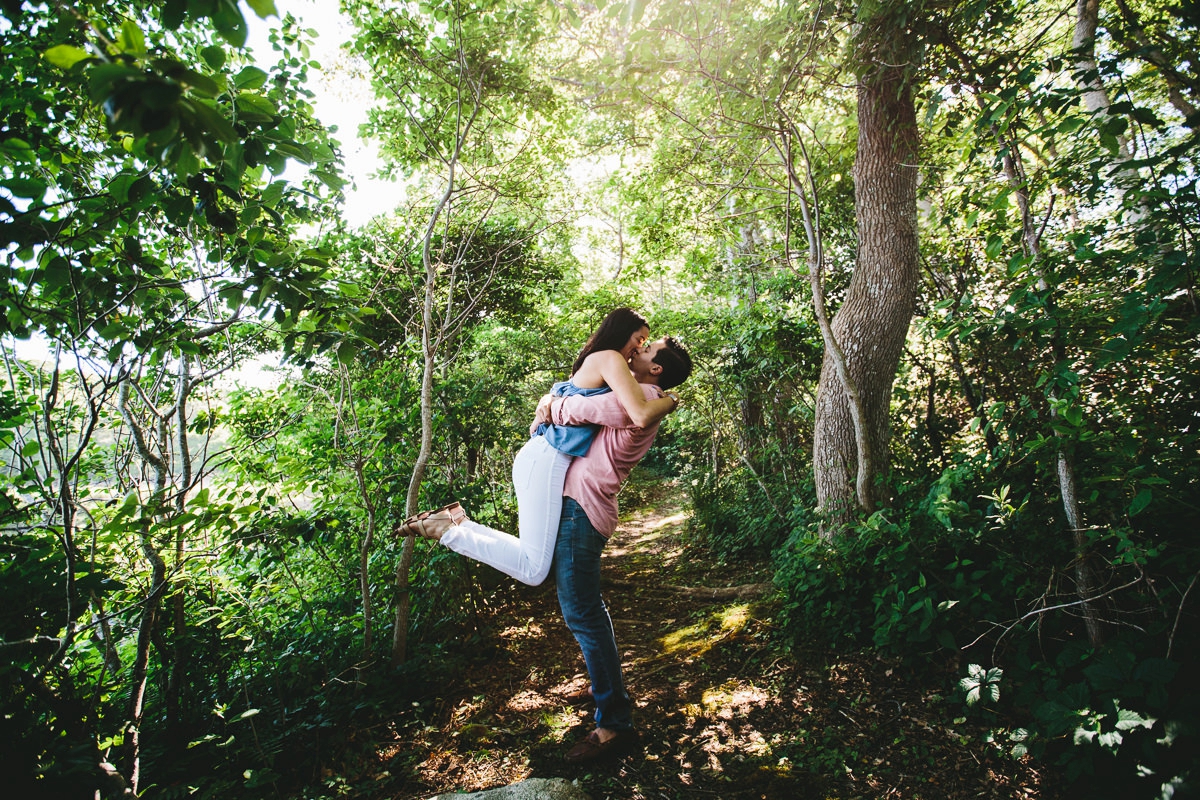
[774,453,1200,796]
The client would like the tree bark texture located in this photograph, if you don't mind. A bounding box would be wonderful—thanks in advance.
[126,528,166,795]
[812,61,920,524]
[1073,0,1116,125]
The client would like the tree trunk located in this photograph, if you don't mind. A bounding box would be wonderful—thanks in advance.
[392,155,451,668]
[812,56,920,526]
[353,452,377,658]
[126,526,166,796]
[991,93,1107,649]
[390,294,434,668]
[167,356,191,749]
[1073,0,1119,132]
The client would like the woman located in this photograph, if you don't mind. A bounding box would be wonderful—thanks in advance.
[396,308,679,585]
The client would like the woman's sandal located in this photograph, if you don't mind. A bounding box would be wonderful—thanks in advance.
[395,501,467,540]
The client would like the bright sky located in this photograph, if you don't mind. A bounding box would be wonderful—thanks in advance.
[245,0,388,228]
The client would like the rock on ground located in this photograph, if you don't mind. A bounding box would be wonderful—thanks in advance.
[428,777,590,800]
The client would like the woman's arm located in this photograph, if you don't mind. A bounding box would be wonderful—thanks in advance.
[576,350,677,428]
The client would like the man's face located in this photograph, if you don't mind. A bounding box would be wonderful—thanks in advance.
[620,326,651,361]
[629,337,668,383]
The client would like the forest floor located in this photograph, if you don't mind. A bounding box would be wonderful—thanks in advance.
[363,480,1063,800]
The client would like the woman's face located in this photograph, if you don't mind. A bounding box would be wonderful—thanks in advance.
[620,325,651,361]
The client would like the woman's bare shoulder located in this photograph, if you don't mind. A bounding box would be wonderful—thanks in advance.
[582,349,626,367]
[573,349,625,388]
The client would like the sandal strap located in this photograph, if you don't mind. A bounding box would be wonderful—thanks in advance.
[394,501,467,537]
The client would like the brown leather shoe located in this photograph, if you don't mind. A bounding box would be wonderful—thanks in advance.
[562,686,594,706]
[564,728,639,764]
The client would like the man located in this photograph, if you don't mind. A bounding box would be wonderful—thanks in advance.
[535,336,692,763]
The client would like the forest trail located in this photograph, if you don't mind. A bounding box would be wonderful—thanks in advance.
[371,482,1058,799]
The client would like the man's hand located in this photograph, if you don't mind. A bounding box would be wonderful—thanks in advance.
[530,394,554,436]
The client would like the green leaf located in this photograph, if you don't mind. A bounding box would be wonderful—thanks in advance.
[179,69,222,97]
[186,98,239,144]
[141,80,183,110]
[1057,116,1084,134]
[1100,129,1119,155]
[985,234,1004,259]
[336,340,357,365]
[267,140,308,162]
[236,92,278,120]
[234,66,269,90]
[119,19,147,56]
[163,194,194,225]
[1128,488,1152,517]
[1064,404,1083,428]
[245,0,279,19]
[261,181,286,207]
[1115,708,1155,732]
[201,45,227,70]
[44,44,91,69]
[43,257,71,288]
[629,0,648,25]
[311,169,346,189]
[2,178,48,201]
[163,0,187,28]
[213,0,249,47]
[87,63,142,103]
[0,137,35,161]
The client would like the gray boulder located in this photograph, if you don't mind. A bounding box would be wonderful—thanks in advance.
[429,777,590,800]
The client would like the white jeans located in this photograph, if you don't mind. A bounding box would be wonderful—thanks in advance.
[439,435,571,586]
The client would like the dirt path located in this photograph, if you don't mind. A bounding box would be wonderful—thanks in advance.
[372,484,1060,799]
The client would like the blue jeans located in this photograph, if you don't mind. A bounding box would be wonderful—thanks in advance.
[552,497,633,731]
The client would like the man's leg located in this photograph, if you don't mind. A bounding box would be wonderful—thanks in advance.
[552,498,634,738]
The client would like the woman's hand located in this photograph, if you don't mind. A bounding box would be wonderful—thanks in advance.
[529,393,554,436]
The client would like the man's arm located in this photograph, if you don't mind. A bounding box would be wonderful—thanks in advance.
[550,383,663,429]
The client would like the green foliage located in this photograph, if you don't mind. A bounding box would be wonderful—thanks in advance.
[648,298,823,561]
[960,663,1003,706]
[2,3,356,361]
[349,0,562,191]
[2,0,1198,795]
[0,0,359,793]
[777,449,1199,791]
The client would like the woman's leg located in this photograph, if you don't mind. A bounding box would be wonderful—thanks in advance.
[438,435,570,585]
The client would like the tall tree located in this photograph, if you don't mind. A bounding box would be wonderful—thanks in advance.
[811,2,921,521]
[347,0,563,665]
[550,0,918,524]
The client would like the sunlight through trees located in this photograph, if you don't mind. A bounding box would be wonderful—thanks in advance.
[2,0,1196,796]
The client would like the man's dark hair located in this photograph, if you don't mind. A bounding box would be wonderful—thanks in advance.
[653,337,692,390]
